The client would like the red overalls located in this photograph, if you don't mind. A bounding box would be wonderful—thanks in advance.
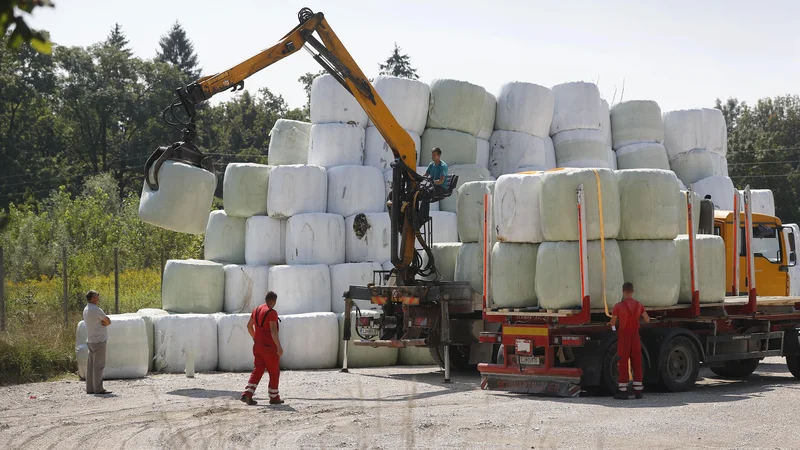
[242,304,280,401]
[612,298,644,394]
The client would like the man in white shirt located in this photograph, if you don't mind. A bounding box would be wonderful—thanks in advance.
[83,290,111,395]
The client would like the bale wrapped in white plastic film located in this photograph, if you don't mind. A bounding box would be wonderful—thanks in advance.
[136,308,169,372]
[329,262,383,314]
[222,163,271,218]
[618,240,680,307]
[223,265,269,314]
[675,235,726,303]
[75,315,149,379]
[216,314,253,372]
[746,189,775,216]
[488,130,548,178]
[455,243,484,294]
[267,165,327,218]
[614,142,670,170]
[419,243,461,281]
[536,240,624,310]
[610,100,664,149]
[669,148,717,186]
[286,213,346,265]
[204,210,246,264]
[364,126,420,170]
[370,76,430,134]
[338,310,399,367]
[663,108,727,159]
[457,181,495,243]
[550,82,603,134]
[308,123,365,168]
[419,129,478,166]
[162,259,225,313]
[268,264,331,314]
[601,99,612,147]
[495,82,555,137]
[423,211,459,248]
[710,152,727,176]
[280,312,339,369]
[426,78,486,136]
[552,129,610,168]
[476,138,490,170]
[544,136,556,170]
[310,74,368,126]
[345,213,391,263]
[477,91,497,140]
[245,216,286,266]
[152,314,218,373]
[327,165,385,217]
[678,190,701,235]
[616,169,680,240]
[138,161,216,235]
[490,242,538,308]
[494,173,544,243]
[607,146,617,170]
[268,119,311,165]
[540,168,620,241]
[693,176,736,210]
[439,165,494,213]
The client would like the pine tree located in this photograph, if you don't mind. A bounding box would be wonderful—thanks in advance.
[378,43,418,80]
[106,23,132,57]
[157,21,201,80]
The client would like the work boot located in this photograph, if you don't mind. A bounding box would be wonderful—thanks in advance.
[634,391,644,400]
[269,396,285,405]
[613,390,630,400]
[240,395,258,406]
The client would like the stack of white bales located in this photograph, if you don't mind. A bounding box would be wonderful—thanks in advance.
[268,119,312,165]
[550,82,612,169]
[610,101,670,171]
[454,181,496,296]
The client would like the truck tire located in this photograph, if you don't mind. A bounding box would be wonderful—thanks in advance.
[429,344,476,372]
[709,359,760,379]
[658,336,700,392]
[600,341,648,395]
[786,355,800,379]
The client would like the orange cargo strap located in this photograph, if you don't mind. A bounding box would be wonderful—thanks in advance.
[592,170,611,318]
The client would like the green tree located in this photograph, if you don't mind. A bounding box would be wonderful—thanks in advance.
[1,0,53,53]
[156,21,201,80]
[378,42,418,80]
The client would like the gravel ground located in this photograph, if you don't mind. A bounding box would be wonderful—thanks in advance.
[2,357,800,449]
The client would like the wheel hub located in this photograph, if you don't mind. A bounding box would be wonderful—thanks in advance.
[668,348,690,382]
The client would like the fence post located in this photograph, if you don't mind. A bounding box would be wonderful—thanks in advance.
[114,248,120,314]
[62,246,68,328]
[0,246,5,332]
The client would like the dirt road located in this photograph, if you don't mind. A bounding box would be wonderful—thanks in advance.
[2,357,800,449]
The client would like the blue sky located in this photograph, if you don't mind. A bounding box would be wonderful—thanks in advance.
[27,0,800,112]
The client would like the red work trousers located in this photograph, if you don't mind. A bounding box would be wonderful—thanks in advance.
[243,343,280,399]
[617,330,643,392]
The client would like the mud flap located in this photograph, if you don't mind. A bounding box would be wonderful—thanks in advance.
[480,374,581,398]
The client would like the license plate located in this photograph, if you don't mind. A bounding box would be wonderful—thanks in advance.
[358,327,378,337]
[519,356,540,366]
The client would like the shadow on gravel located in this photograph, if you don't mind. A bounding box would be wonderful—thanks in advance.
[167,388,242,399]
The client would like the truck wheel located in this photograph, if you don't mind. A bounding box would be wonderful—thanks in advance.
[600,341,649,395]
[786,355,800,379]
[709,359,760,379]
[429,344,476,372]
[658,336,700,392]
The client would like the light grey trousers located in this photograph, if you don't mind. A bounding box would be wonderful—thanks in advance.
[86,341,107,394]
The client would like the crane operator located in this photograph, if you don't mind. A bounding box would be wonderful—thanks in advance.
[424,147,449,196]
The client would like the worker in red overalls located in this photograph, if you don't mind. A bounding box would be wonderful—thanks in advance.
[608,282,650,400]
[241,291,284,406]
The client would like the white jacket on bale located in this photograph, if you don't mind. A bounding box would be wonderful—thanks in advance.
[616,169,680,240]
[615,142,670,170]
[495,82,555,138]
[669,148,717,186]
[419,243,461,281]
[204,210,246,264]
[494,173,544,243]
[268,264,331,315]
[345,213,391,263]
[223,163,272,218]
[477,91,497,140]
[457,181,495,243]
[455,243,484,294]
[488,130,549,178]
[477,138,490,169]
[675,235,726,303]
[370,76,430,134]
[540,168,620,241]
[152,314,218,373]
[423,211,459,248]
[610,100,664,149]
[550,82,603,134]
[268,119,311,165]
[439,165,493,213]
[280,313,339,369]
[310,74,368,126]
[329,262,383,314]
[490,242,538,308]
[286,213,346,265]
[693,176,736,210]
[364,126,420,170]
[663,108,727,159]
[223,265,269,314]
[76,316,149,379]
[216,314,253,372]
[420,129,478,166]
[245,216,286,266]
[619,240,680,307]
[745,189,775,216]
[601,99,612,147]
[426,78,486,136]
[338,310,399,367]
[536,240,624,310]
[678,190,701,235]
[267,165,327,218]
[327,165,385,217]
[308,123,366,168]
[138,161,216,235]
[162,259,225,313]
[552,129,610,168]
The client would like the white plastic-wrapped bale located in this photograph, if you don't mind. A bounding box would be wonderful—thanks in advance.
[76,322,88,379]
[327,165,385,217]
[746,189,775,216]
[677,190,702,235]
[488,130,549,178]
[370,76,430,134]
[310,74,368,126]
[614,142,670,170]
[675,235,726,303]
[338,310,399,367]
[550,82,603,134]
[267,165,327,218]
[710,152,726,176]
[693,176,737,211]
[364,126,420,170]
[455,243,484,295]
[162,259,225,314]
[495,82,555,138]
[286,213,345,265]
[138,161,216,235]
[216,314,253,372]
[423,211,459,247]
[419,243,461,281]
[663,108,727,159]
[610,100,664,149]
[540,168,620,241]
[720,156,729,177]
[419,129,478,166]
[76,315,149,379]
[329,262,383,314]
[222,163,271,218]
[669,148,717,186]
[536,240,624,310]
[136,308,169,372]
[477,91,497,140]
[607,146,617,170]
[204,210,246,264]
[426,78,486,136]
[552,129,610,168]
[618,240,680,307]
[457,181,495,243]
[490,242,538,308]
[476,138,490,170]
[616,169,680,240]
[544,136,556,170]
[345,213,391,263]
[268,119,311,165]
[245,216,286,266]
[494,173,544,243]
[268,264,331,314]
[152,314,218,373]
[439,165,493,213]
[601,99,612,147]
[398,347,436,365]
[308,123,365,168]
[280,313,339,369]
[223,265,269,314]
